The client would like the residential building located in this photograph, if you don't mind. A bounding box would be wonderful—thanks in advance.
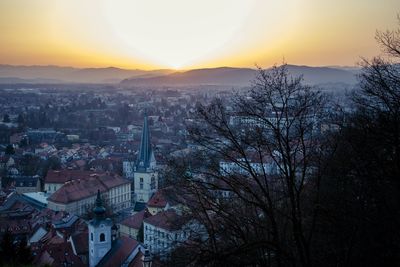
[10,175,41,194]
[143,210,191,258]
[119,208,152,239]
[147,187,182,216]
[47,173,131,216]
[44,170,103,195]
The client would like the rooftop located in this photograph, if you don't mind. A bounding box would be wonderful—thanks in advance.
[120,209,152,229]
[45,169,103,184]
[48,174,129,204]
[144,210,187,231]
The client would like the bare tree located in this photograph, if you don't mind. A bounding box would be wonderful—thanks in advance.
[167,64,327,267]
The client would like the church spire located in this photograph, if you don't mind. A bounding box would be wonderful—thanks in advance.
[136,114,154,171]
[93,189,106,218]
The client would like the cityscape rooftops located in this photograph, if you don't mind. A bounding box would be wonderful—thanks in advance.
[48,173,129,204]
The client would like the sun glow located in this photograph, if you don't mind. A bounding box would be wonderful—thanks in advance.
[100,0,256,69]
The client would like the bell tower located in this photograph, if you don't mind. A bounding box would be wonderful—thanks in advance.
[134,115,158,203]
[88,190,113,267]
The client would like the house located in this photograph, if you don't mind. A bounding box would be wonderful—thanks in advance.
[146,187,182,215]
[119,208,152,239]
[70,231,89,264]
[10,175,41,194]
[32,232,85,266]
[44,170,102,195]
[47,174,131,216]
[143,210,192,258]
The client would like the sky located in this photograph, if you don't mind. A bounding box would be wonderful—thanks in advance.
[1,0,399,70]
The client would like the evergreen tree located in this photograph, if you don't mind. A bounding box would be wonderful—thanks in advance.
[0,231,16,265]
[16,237,33,265]
[5,144,15,155]
[3,114,10,123]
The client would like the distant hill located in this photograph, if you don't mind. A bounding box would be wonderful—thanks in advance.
[0,64,360,86]
[0,65,173,84]
[121,67,256,87]
[121,65,360,87]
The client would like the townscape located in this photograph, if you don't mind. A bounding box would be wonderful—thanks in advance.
[0,84,222,266]
[1,2,400,267]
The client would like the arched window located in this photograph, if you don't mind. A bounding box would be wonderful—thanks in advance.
[100,233,105,242]
[90,233,93,241]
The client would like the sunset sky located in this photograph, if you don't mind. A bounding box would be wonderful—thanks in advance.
[1,0,399,70]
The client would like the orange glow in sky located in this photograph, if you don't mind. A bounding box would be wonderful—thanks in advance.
[1,0,399,69]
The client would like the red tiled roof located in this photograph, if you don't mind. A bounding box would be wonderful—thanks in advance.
[71,231,89,255]
[120,209,152,229]
[45,170,103,184]
[147,190,167,208]
[99,236,139,267]
[144,210,187,231]
[37,237,85,267]
[147,187,181,208]
[48,174,129,204]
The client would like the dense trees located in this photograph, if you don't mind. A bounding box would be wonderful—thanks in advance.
[315,19,400,266]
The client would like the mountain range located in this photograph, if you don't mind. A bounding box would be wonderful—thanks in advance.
[0,64,360,86]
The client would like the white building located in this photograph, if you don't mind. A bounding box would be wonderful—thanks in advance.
[47,173,131,216]
[219,157,278,176]
[143,210,190,258]
[88,191,113,267]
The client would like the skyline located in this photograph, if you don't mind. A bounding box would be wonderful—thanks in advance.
[1,0,400,70]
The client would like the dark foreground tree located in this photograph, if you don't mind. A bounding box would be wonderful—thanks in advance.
[0,231,33,266]
[315,17,400,267]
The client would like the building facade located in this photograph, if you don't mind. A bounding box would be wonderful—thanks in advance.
[47,174,131,216]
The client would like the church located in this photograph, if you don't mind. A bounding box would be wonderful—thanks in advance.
[88,190,150,267]
[123,115,158,205]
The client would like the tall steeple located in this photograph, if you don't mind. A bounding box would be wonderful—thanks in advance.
[136,114,155,171]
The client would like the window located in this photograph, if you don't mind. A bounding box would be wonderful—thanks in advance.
[100,233,105,242]
[91,233,93,241]
[151,176,156,190]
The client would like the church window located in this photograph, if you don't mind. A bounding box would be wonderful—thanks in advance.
[91,233,93,241]
[151,176,155,190]
[100,233,105,242]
